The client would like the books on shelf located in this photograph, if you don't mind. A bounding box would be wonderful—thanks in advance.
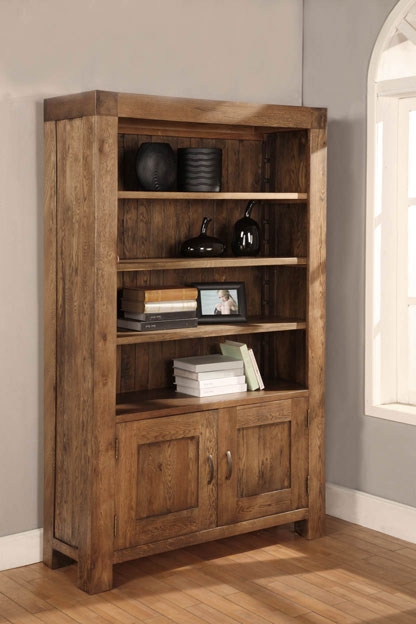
[174,374,246,390]
[173,354,244,373]
[173,366,244,381]
[119,285,199,318]
[248,347,265,390]
[219,340,264,391]
[120,298,198,314]
[123,310,197,322]
[173,354,246,397]
[175,383,247,398]
[122,286,198,302]
[117,317,198,332]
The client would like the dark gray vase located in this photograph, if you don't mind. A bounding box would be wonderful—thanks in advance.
[177,147,222,192]
[136,142,176,191]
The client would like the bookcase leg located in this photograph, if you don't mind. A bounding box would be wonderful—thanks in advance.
[77,554,113,594]
[44,548,74,570]
[295,513,326,539]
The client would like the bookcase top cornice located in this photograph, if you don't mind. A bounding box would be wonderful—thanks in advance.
[44,89,327,130]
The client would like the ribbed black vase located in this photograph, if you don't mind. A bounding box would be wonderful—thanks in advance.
[177,148,222,192]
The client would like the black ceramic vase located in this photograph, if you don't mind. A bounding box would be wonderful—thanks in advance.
[177,148,222,192]
[136,142,176,191]
[180,216,226,257]
[232,200,261,256]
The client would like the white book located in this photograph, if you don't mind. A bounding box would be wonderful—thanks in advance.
[176,382,247,398]
[173,354,243,373]
[173,366,244,381]
[248,348,265,390]
[174,374,246,389]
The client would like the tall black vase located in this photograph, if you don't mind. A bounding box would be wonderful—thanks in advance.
[232,200,260,256]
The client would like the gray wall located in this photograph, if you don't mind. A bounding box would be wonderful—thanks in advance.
[303,0,416,507]
[0,0,303,538]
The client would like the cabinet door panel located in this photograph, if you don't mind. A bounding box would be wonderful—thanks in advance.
[218,398,308,525]
[115,411,217,550]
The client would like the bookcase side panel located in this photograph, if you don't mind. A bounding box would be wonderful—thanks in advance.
[54,115,118,592]
[43,120,58,567]
[298,127,327,539]
[84,114,118,593]
[55,116,96,549]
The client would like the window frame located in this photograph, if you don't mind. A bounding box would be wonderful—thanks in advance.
[366,81,416,425]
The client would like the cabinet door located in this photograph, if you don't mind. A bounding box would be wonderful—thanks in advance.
[218,398,308,525]
[114,411,217,550]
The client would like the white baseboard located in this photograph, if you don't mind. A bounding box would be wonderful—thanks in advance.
[1,488,415,571]
[0,528,43,571]
[326,482,416,544]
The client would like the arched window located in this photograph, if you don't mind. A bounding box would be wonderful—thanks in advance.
[366,0,416,424]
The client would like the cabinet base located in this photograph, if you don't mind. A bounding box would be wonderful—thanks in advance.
[113,508,308,564]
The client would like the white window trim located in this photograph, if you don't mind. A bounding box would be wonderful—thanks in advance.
[366,0,416,425]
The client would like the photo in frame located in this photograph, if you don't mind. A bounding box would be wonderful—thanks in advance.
[192,282,247,324]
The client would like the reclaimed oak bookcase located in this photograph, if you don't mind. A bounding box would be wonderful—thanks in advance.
[44,90,327,594]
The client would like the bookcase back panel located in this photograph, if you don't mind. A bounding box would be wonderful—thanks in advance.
[266,131,308,193]
[117,330,305,394]
[268,203,307,257]
[118,133,263,193]
[118,201,307,262]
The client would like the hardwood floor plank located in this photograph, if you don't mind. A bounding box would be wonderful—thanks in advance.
[263,580,361,623]
[0,592,46,623]
[226,590,306,623]
[3,518,416,623]
[326,516,416,552]
[0,576,51,615]
[295,613,337,624]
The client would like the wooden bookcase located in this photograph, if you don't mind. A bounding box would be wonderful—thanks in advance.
[43,90,327,594]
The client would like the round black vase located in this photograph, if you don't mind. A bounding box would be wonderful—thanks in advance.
[136,142,176,191]
[232,200,260,256]
[180,216,226,257]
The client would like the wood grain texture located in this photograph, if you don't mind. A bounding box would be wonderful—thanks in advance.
[43,121,58,569]
[44,90,118,121]
[45,90,327,593]
[79,115,118,593]
[115,411,217,550]
[50,115,118,593]
[3,517,416,623]
[217,400,308,526]
[117,92,326,129]
[45,90,327,129]
[296,128,327,540]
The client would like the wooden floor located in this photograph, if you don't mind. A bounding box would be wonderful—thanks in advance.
[1,517,416,623]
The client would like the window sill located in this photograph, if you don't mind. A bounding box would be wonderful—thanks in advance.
[366,402,416,425]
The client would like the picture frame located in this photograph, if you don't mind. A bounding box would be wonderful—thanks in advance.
[192,282,247,324]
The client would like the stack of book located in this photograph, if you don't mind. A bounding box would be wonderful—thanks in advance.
[117,286,198,332]
[219,339,265,390]
[173,354,247,397]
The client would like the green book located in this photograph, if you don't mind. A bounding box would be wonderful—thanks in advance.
[219,340,260,391]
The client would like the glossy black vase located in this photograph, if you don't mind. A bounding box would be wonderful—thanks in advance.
[232,200,260,256]
[180,216,226,257]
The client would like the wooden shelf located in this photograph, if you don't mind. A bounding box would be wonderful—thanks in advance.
[116,381,309,422]
[117,256,307,272]
[118,191,307,201]
[116,318,306,345]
